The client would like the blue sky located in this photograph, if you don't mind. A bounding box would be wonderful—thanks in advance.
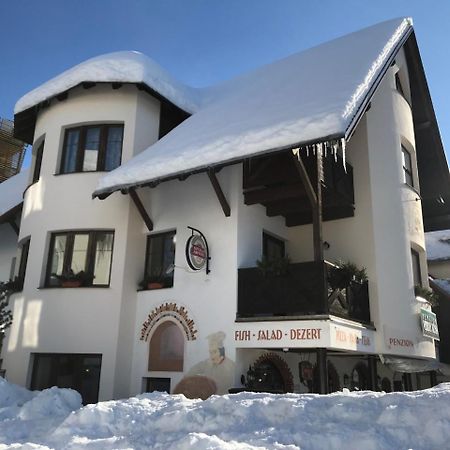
[1,0,449,166]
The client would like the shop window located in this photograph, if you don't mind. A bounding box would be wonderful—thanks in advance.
[401,145,414,187]
[60,124,123,174]
[262,232,285,261]
[30,353,101,405]
[149,321,184,372]
[411,248,421,287]
[32,139,45,183]
[143,231,176,290]
[45,230,114,287]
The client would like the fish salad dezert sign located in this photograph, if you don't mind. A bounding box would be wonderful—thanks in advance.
[186,227,210,273]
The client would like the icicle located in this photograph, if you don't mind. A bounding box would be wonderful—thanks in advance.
[333,141,338,162]
[313,144,316,156]
[324,142,328,158]
[341,138,347,172]
[306,146,310,157]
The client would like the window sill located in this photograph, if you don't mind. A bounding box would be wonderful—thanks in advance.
[38,285,111,290]
[137,286,173,292]
[402,183,420,197]
[54,170,111,176]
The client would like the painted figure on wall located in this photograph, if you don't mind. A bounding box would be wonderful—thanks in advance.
[174,331,235,398]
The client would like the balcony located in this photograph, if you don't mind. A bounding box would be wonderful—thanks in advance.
[237,261,370,324]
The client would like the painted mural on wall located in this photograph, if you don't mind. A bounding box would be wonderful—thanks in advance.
[174,331,235,398]
[140,302,197,342]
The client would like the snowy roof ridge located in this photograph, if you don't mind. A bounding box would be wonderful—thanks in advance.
[93,18,413,196]
[0,169,29,219]
[14,51,202,115]
[426,230,450,261]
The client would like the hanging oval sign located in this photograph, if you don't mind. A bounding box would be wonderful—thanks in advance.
[186,234,208,271]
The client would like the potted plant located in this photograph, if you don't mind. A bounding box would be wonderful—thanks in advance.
[56,270,93,287]
[414,285,439,308]
[256,255,291,277]
[328,261,367,290]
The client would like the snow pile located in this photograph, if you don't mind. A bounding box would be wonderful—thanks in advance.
[1,379,450,449]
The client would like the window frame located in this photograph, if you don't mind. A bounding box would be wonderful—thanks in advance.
[411,248,422,287]
[32,139,45,183]
[262,232,285,260]
[45,230,114,288]
[401,145,414,188]
[59,124,124,174]
[142,230,176,290]
[13,237,30,291]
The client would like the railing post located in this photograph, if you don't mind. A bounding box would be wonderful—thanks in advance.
[316,348,328,394]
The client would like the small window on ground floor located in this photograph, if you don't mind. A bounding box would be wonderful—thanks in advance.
[144,377,171,393]
[411,248,422,287]
[30,353,102,405]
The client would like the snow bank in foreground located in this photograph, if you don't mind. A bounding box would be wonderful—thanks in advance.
[1,379,450,449]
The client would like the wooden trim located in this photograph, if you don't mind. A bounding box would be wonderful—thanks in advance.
[207,170,231,217]
[8,219,19,235]
[129,189,154,231]
[291,150,317,206]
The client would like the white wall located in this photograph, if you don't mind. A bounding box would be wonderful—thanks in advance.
[2,85,162,400]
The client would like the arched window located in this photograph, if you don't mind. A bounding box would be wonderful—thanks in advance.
[149,321,184,371]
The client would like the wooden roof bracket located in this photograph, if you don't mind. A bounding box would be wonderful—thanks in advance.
[129,188,153,231]
[291,148,324,262]
[207,169,231,217]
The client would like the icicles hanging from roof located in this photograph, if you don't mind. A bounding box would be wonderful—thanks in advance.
[293,138,347,171]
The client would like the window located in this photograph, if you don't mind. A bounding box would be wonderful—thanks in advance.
[144,377,171,393]
[60,124,123,174]
[143,231,176,290]
[30,353,101,405]
[32,140,45,183]
[411,249,421,286]
[263,232,285,260]
[401,145,414,187]
[46,230,114,287]
[12,238,30,291]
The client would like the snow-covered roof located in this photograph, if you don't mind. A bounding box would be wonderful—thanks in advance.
[92,18,412,197]
[15,18,413,197]
[14,52,201,115]
[0,169,29,220]
[426,230,450,261]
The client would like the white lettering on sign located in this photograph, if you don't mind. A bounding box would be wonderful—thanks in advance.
[335,329,371,346]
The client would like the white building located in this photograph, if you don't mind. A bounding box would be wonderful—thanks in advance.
[2,18,450,403]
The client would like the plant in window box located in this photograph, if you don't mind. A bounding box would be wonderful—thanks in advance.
[256,255,291,277]
[328,262,367,290]
[414,285,440,308]
[55,270,94,287]
[0,277,23,293]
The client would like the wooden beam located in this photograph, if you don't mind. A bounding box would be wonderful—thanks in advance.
[8,219,19,235]
[292,149,323,261]
[208,170,231,217]
[244,183,305,205]
[82,82,96,89]
[112,82,123,90]
[129,189,153,231]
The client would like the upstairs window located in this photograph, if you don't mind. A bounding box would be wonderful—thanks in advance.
[32,140,45,183]
[11,237,30,291]
[60,124,123,174]
[401,145,414,187]
[143,231,176,290]
[263,232,285,260]
[411,248,421,287]
[46,230,114,287]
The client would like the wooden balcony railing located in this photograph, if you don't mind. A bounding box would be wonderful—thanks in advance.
[237,261,371,324]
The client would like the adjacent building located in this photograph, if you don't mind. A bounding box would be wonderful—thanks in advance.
[2,18,450,403]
